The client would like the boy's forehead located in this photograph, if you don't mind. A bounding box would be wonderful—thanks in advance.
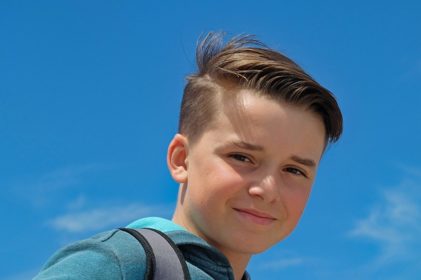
[220,89,289,122]
[215,89,324,145]
[213,90,279,137]
[218,89,325,139]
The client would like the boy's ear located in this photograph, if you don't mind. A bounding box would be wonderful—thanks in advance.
[167,134,189,183]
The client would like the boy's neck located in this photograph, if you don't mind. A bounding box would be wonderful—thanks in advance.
[217,248,251,280]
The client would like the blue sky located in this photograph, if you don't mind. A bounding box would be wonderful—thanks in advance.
[1,1,420,279]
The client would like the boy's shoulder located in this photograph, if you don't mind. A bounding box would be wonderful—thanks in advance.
[33,227,148,279]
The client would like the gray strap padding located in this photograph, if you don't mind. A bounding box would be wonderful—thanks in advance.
[135,228,189,280]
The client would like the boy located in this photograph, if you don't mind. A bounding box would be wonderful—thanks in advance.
[34,33,343,280]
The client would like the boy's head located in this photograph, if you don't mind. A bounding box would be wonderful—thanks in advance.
[168,33,343,269]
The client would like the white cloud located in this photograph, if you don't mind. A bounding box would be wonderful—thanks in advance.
[11,163,111,207]
[28,164,105,191]
[349,177,421,267]
[49,203,172,233]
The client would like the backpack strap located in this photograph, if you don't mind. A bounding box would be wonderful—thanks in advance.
[120,227,190,280]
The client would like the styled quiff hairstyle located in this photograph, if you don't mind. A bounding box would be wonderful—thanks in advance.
[179,32,343,145]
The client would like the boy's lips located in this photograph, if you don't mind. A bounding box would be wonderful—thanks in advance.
[233,208,276,226]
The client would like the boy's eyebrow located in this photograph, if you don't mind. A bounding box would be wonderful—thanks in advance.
[291,155,316,168]
[231,140,264,151]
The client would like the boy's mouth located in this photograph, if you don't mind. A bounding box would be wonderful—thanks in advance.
[233,208,276,226]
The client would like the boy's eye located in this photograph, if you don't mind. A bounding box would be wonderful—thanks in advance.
[285,167,306,177]
[229,153,252,163]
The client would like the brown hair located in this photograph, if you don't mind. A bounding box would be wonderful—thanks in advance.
[179,32,343,145]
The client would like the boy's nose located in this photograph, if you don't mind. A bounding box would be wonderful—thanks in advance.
[248,174,281,203]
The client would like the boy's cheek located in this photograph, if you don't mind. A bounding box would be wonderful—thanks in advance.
[284,191,312,221]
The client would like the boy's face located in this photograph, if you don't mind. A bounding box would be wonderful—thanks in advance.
[170,90,325,259]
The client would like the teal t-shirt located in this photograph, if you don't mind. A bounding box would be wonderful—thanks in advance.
[33,217,249,279]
